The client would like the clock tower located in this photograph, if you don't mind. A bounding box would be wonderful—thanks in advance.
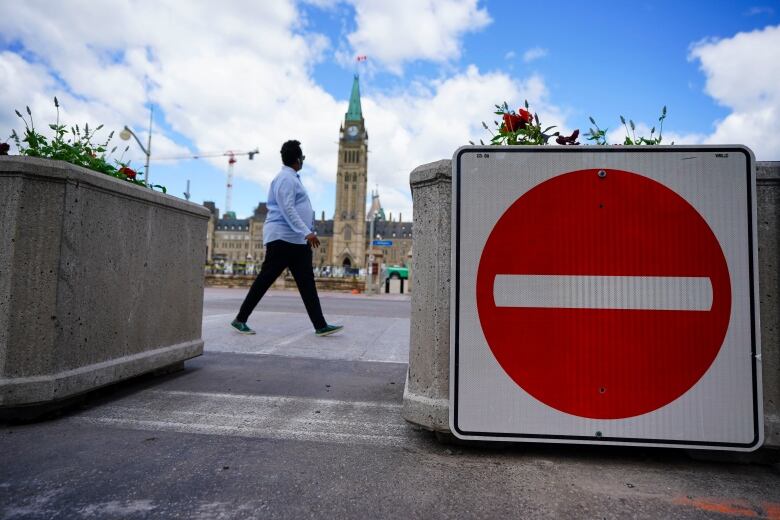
[331,74,368,269]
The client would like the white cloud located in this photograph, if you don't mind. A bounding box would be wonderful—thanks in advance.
[689,24,780,159]
[522,47,548,63]
[604,119,705,146]
[0,1,335,187]
[360,66,572,217]
[0,1,572,222]
[744,6,775,16]
[346,0,491,74]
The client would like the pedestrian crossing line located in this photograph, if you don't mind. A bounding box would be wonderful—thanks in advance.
[70,390,411,447]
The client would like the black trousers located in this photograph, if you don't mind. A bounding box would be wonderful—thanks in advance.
[236,240,327,330]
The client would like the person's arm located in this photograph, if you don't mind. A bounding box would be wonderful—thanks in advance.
[274,176,313,238]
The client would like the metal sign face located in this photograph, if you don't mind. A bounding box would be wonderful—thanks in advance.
[451,146,762,451]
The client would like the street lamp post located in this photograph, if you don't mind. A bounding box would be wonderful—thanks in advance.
[120,106,153,185]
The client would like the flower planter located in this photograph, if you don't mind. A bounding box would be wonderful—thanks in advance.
[0,156,209,410]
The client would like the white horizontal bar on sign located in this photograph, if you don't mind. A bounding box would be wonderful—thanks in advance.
[493,275,713,311]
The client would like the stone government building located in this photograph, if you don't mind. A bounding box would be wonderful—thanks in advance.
[204,75,413,272]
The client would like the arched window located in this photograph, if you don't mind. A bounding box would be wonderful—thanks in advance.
[344,226,352,241]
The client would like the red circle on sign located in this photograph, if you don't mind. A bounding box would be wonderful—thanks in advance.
[476,169,731,419]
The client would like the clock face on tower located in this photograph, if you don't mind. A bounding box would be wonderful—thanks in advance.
[347,125,358,137]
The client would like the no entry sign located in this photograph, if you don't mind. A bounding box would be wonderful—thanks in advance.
[451,146,762,450]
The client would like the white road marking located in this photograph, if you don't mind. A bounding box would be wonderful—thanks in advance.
[493,274,713,311]
[70,390,410,447]
[202,313,239,321]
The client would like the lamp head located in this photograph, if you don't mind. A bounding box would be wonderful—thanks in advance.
[119,126,132,141]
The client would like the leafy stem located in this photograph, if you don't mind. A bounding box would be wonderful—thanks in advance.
[6,98,167,192]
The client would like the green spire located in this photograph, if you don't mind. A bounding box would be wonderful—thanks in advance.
[345,74,362,122]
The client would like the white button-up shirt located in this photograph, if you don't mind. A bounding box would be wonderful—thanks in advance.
[263,165,314,245]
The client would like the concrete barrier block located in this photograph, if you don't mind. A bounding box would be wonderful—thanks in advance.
[403,157,780,449]
[402,160,452,431]
[758,161,779,447]
[0,157,210,408]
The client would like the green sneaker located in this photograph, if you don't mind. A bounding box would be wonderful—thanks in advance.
[231,320,256,335]
[315,324,343,337]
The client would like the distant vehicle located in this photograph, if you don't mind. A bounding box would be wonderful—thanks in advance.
[386,265,408,279]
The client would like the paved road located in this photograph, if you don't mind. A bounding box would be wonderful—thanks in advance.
[1,288,779,519]
[202,288,410,363]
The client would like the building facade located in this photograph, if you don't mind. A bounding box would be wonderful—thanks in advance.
[204,74,412,273]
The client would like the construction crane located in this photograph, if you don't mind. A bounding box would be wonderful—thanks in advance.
[152,148,259,214]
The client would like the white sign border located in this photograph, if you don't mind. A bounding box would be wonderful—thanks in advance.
[449,145,763,452]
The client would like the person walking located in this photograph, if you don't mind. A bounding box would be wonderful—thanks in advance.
[231,140,343,337]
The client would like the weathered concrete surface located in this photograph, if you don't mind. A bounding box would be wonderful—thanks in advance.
[0,156,209,407]
[402,160,451,431]
[403,158,780,450]
[758,161,780,448]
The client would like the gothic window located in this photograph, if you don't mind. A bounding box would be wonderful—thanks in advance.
[356,151,360,163]
[345,226,352,241]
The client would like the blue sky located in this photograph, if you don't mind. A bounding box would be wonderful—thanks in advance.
[2,1,779,221]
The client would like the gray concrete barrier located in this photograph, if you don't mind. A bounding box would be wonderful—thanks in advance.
[402,160,451,431]
[402,158,780,449]
[0,157,209,410]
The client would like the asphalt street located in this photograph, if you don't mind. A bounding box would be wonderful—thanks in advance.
[1,288,779,519]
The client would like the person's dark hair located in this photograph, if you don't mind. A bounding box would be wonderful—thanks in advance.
[280,140,303,167]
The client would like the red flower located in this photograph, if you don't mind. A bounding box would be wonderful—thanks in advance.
[502,109,534,132]
[119,166,137,179]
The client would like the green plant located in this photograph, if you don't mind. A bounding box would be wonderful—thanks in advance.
[7,98,166,193]
[471,101,579,146]
[585,106,669,145]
